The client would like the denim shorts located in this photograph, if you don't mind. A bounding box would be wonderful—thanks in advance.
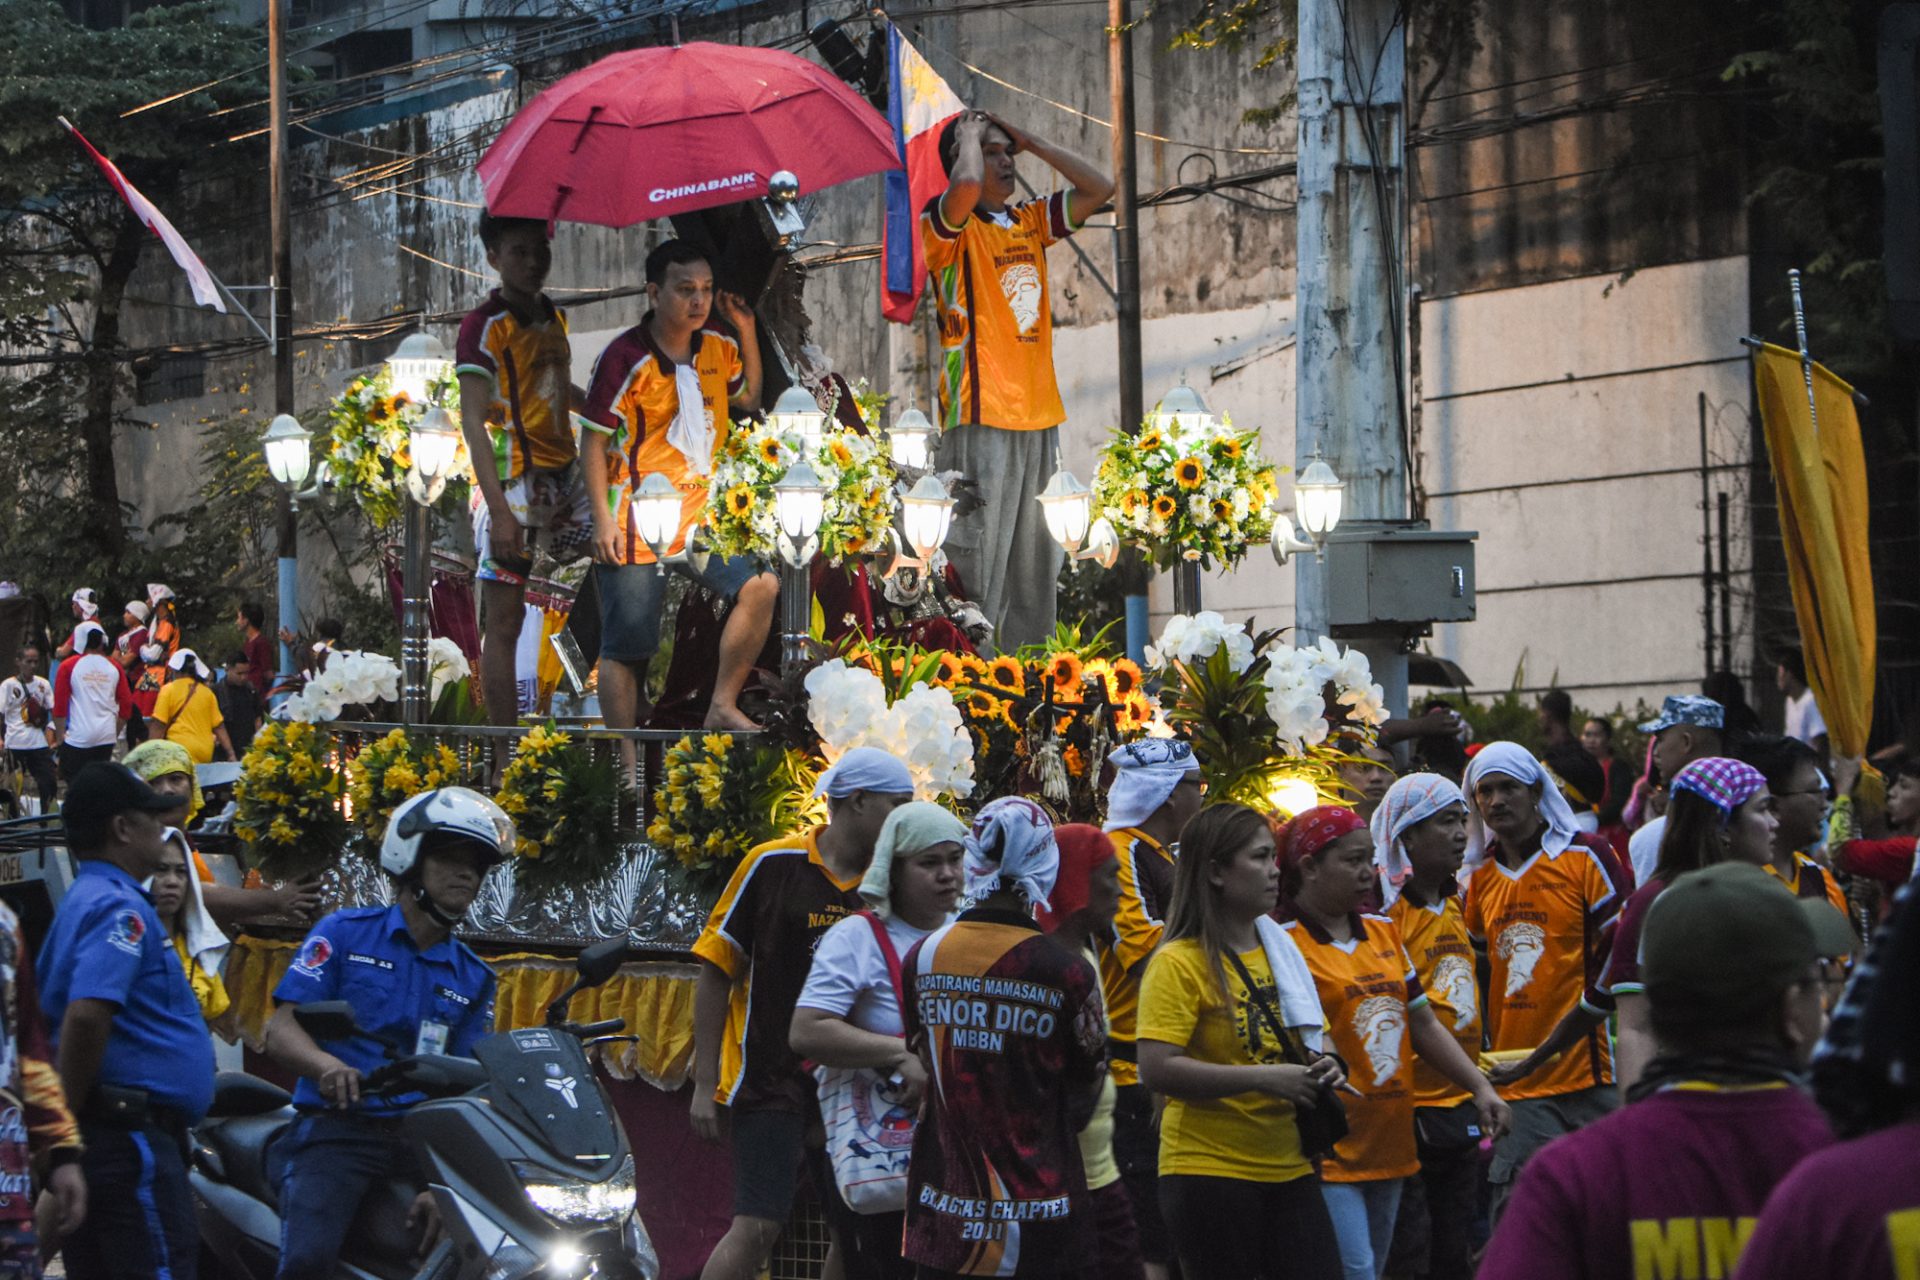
[595,554,767,663]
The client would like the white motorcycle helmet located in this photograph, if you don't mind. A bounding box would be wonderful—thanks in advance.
[380,786,516,879]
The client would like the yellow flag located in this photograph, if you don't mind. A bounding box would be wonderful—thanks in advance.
[1751,343,1876,757]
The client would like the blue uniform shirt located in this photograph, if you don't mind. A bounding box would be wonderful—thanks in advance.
[38,860,216,1122]
[273,905,497,1113]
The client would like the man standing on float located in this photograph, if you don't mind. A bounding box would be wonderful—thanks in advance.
[924,110,1112,652]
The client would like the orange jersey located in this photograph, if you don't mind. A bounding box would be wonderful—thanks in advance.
[580,317,744,566]
[922,192,1074,432]
[455,290,576,477]
[1101,827,1175,1086]
[1765,851,1848,915]
[1387,888,1481,1108]
[1281,914,1425,1182]
[1462,835,1628,1101]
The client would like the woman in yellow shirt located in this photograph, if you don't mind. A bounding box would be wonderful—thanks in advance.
[150,829,232,1024]
[148,649,233,764]
[1137,803,1347,1280]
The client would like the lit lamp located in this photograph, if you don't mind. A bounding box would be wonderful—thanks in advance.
[1154,382,1216,437]
[1037,469,1120,571]
[899,474,955,561]
[386,331,454,406]
[405,406,463,505]
[262,414,312,490]
[771,458,827,566]
[768,385,828,459]
[1268,776,1320,816]
[1270,454,1346,566]
[888,405,936,471]
[630,472,685,565]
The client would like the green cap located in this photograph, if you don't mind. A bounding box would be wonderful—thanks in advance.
[1641,862,1854,1025]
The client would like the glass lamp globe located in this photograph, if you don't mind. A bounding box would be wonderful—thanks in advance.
[261,413,312,488]
[772,459,828,542]
[409,406,463,481]
[768,385,828,458]
[1035,469,1093,552]
[1154,382,1215,437]
[1294,457,1346,538]
[385,331,453,406]
[899,474,955,559]
[888,406,936,471]
[630,472,683,557]
[1269,776,1320,817]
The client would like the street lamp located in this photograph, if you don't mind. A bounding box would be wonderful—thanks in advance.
[768,385,828,459]
[631,472,684,564]
[888,405,936,471]
[406,406,462,504]
[771,458,828,672]
[1269,454,1345,565]
[1037,468,1120,572]
[262,413,312,489]
[898,474,954,561]
[396,405,464,723]
[260,412,320,710]
[1154,382,1216,437]
[386,331,453,405]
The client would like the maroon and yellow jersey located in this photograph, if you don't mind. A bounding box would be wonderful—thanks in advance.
[921,192,1074,432]
[902,909,1106,1276]
[690,829,861,1113]
[455,290,575,478]
[1765,851,1848,915]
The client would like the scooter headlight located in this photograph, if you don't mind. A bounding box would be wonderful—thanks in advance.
[516,1154,637,1225]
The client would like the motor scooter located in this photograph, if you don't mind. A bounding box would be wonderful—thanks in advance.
[193,935,659,1280]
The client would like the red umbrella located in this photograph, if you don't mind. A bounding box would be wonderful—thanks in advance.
[478,41,901,227]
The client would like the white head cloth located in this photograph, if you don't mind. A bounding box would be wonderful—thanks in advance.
[859,802,969,919]
[667,362,716,476]
[71,621,105,652]
[1103,738,1200,832]
[963,797,1058,913]
[1370,772,1466,908]
[156,828,229,975]
[815,746,916,800]
[168,648,213,681]
[1462,741,1582,870]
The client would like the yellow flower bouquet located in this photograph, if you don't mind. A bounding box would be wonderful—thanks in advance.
[234,721,351,881]
[320,366,471,529]
[702,417,897,563]
[647,733,821,889]
[494,725,626,897]
[1092,406,1278,570]
[346,728,470,859]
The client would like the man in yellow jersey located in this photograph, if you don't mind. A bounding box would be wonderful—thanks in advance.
[1375,774,1486,1280]
[458,213,592,727]
[924,110,1112,652]
[1738,735,1850,916]
[689,748,913,1280]
[1099,738,1204,1279]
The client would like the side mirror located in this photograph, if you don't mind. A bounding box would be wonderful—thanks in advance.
[292,1000,360,1043]
[575,936,629,989]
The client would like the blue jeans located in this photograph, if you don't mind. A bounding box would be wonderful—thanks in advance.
[61,1123,196,1280]
[595,554,767,663]
[1320,1178,1404,1280]
[268,1112,412,1280]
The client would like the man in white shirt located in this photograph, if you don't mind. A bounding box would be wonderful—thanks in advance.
[0,642,56,814]
[1626,695,1725,884]
[1775,649,1829,758]
[53,621,131,781]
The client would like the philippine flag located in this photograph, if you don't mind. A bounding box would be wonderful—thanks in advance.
[59,116,226,314]
[881,25,964,324]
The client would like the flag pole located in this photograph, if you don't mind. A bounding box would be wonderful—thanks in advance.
[1789,267,1821,444]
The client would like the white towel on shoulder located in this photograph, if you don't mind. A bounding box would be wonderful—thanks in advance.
[666,362,715,476]
[1255,915,1327,1054]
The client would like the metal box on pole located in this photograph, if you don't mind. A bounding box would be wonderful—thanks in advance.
[1324,521,1477,637]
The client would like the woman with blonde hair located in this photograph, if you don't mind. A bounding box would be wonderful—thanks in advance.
[1136,802,1347,1280]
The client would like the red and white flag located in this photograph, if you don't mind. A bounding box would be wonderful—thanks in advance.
[59,116,226,314]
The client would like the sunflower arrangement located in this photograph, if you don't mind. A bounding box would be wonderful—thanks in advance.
[234,721,351,882]
[703,417,897,563]
[345,729,470,859]
[320,366,470,529]
[1092,408,1279,570]
[647,733,823,889]
[494,725,627,897]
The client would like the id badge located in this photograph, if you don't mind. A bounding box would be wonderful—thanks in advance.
[415,1021,450,1056]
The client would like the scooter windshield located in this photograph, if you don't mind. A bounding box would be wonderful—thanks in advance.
[474,1028,624,1163]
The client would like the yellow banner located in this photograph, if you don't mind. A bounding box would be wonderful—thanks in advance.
[1751,343,1876,757]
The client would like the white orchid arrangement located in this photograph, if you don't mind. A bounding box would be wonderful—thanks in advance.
[426,636,470,701]
[275,650,402,723]
[1144,610,1257,673]
[804,658,975,801]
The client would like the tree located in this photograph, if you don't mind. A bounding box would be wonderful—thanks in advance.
[0,0,262,593]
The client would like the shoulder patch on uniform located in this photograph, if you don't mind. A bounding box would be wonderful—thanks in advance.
[105,909,145,955]
[292,934,334,978]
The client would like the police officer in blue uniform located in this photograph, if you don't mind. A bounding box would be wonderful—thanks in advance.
[39,761,214,1280]
[263,787,509,1279]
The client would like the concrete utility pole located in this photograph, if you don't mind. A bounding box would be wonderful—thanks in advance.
[1108,0,1151,659]
[270,0,298,693]
[1293,0,1410,713]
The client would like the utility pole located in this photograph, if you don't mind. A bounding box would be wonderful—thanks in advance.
[1109,0,1150,659]
[270,0,298,697]
[1293,0,1410,713]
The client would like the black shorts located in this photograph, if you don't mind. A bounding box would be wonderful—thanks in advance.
[58,741,114,782]
[1111,1082,1170,1263]
[731,1106,811,1223]
[1159,1173,1341,1280]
